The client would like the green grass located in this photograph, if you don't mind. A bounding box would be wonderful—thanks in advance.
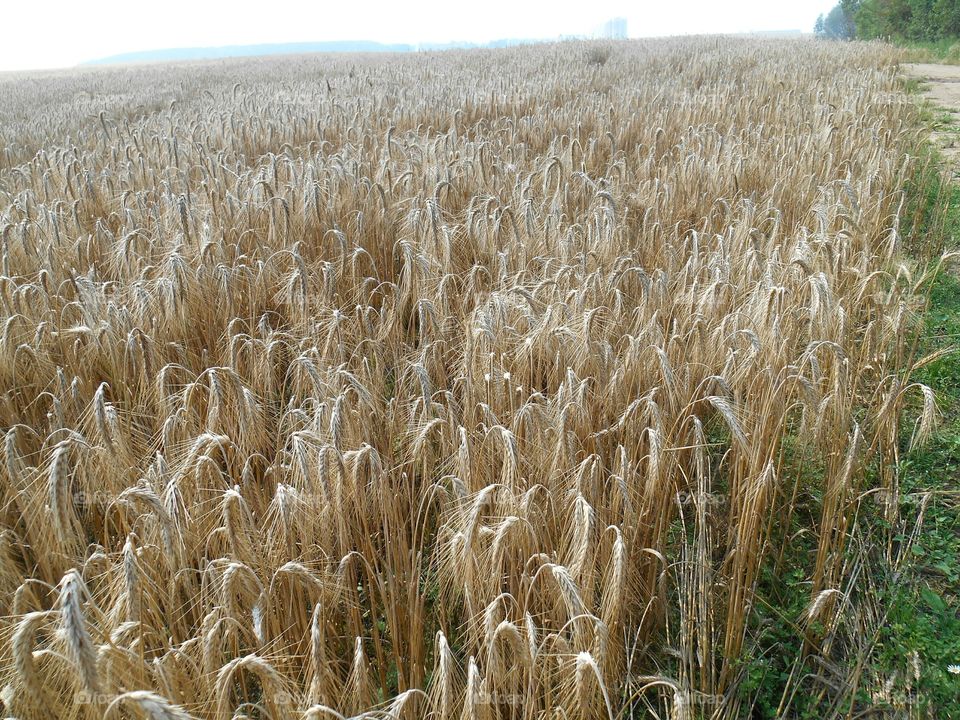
[864,87,960,713]
[901,39,960,64]
[874,266,960,714]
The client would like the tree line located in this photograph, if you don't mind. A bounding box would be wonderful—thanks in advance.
[816,0,960,40]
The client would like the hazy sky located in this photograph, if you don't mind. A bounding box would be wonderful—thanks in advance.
[2,0,838,72]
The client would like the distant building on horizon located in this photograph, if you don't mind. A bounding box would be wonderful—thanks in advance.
[602,18,628,40]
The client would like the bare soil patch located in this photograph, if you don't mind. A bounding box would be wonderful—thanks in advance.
[903,62,960,167]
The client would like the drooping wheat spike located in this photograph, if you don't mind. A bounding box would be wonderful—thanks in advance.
[343,636,375,715]
[56,568,100,694]
[214,654,292,720]
[428,631,459,720]
[11,610,52,707]
[104,690,197,720]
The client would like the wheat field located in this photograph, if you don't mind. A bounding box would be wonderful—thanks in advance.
[0,38,937,719]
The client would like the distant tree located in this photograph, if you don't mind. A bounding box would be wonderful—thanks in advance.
[839,0,960,41]
[815,3,857,38]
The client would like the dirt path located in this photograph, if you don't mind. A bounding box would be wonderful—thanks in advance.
[902,63,960,167]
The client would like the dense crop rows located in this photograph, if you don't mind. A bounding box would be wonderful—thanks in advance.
[0,38,931,719]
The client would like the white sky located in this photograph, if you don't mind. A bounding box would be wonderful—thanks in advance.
[1,0,838,72]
